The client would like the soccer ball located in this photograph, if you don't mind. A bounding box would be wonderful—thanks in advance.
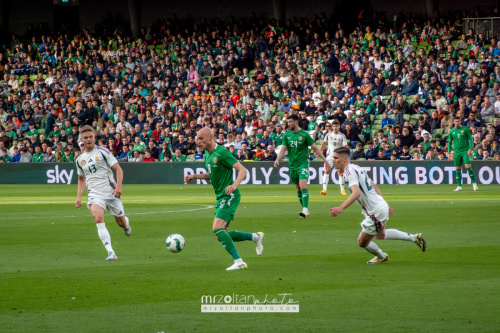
[166,234,185,253]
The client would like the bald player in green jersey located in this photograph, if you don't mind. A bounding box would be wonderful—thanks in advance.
[184,127,264,271]
[274,114,331,218]
[448,117,478,192]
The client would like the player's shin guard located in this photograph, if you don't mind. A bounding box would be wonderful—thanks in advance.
[363,241,385,258]
[456,169,462,186]
[214,228,241,259]
[322,173,329,191]
[384,229,414,241]
[301,189,309,209]
[228,230,253,242]
[338,171,345,191]
[297,191,303,206]
[97,222,114,253]
[467,167,476,184]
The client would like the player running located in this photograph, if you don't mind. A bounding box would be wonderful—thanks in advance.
[274,114,331,218]
[319,120,348,196]
[329,147,426,264]
[448,117,478,192]
[184,127,264,271]
[75,125,131,261]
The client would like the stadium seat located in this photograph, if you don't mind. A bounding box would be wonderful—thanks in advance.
[370,115,375,122]
[356,158,366,161]
[388,114,395,120]
[186,154,195,161]
[195,159,205,162]
[276,111,285,120]
[147,45,155,50]
[484,117,495,124]
[269,106,277,116]
[373,119,382,125]
[432,129,443,137]
[403,114,410,121]
[411,114,421,120]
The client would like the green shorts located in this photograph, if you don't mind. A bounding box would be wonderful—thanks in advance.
[290,163,310,184]
[454,152,471,167]
[214,192,241,226]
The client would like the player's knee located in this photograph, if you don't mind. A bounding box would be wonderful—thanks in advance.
[375,233,385,240]
[358,239,368,247]
[94,217,105,224]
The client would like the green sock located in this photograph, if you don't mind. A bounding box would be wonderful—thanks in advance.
[297,191,303,206]
[467,167,476,184]
[301,189,309,209]
[214,228,240,259]
[456,169,462,186]
[228,230,253,242]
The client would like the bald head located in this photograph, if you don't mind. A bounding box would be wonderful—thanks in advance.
[196,126,215,151]
[198,127,213,139]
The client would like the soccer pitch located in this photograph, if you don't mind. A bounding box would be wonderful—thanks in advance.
[0,184,499,332]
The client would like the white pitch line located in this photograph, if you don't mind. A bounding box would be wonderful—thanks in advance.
[0,205,214,220]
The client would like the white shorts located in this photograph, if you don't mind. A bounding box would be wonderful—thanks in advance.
[87,195,125,217]
[360,205,389,235]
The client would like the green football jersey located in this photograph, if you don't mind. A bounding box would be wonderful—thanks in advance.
[448,126,472,154]
[270,132,284,146]
[205,145,240,200]
[283,128,315,169]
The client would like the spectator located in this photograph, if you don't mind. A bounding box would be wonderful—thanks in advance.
[351,143,366,160]
[171,149,186,162]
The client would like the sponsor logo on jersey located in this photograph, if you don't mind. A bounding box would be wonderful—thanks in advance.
[95,156,99,161]
[212,157,218,164]
[298,136,303,141]
[81,160,86,166]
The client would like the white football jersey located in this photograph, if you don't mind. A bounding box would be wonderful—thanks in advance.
[343,163,387,216]
[325,131,347,156]
[76,146,118,198]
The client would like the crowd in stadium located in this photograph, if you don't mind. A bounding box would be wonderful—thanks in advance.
[1,7,500,164]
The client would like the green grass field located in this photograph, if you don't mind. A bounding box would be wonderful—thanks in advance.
[0,184,499,332]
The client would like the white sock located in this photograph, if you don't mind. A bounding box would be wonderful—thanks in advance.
[363,241,385,258]
[302,207,309,213]
[252,233,260,241]
[339,172,345,191]
[322,173,330,191]
[124,216,130,229]
[97,223,114,253]
[235,258,244,264]
[384,229,414,241]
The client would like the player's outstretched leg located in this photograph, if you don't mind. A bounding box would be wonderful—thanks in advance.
[123,216,132,236]
[321,170,329,195]
[378,229,426,252]
[453,167,463,191]
[338,171,346,195]
[228,231,264,256]
[466,166,478,191]
[91,204,117,260]
[358,232,387,264]
[214,224,247,270]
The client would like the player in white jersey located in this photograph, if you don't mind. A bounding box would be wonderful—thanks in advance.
[319,120,348,196]
[329,147,426,264]
[75,125,131,261]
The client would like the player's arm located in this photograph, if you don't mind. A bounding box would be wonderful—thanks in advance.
[311,143,331,172]
[75,175,85,208]
[466,128,473,156]
[111,163,123,198]
[319,140,326,152]
[184,172,210,183]
[225,162,247,194]
[274,144,287,167]
[447,131,453,155]
[371,180,394,216]
[330,184,360,217]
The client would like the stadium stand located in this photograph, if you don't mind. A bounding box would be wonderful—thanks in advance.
[1,8,500,164]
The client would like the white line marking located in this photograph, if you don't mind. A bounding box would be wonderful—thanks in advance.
[0,205,214,220]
